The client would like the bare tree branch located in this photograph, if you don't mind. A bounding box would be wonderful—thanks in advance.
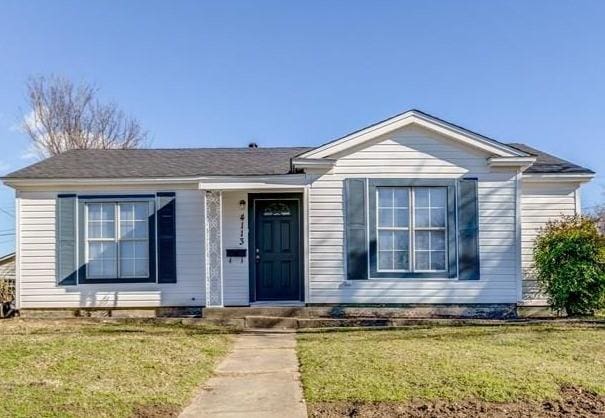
[22,75,148,158]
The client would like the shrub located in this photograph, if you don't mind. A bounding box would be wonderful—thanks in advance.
[534,215,605,316]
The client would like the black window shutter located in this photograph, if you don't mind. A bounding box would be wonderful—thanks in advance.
[56,195,77,285]
[344,178,368,280]
[457,178,480,280]
[157,193,177,283]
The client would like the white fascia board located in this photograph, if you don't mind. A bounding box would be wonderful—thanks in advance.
[521,173,595,183]
[299,111,525,159]
[291,158,336,169]
[200,183,306,191]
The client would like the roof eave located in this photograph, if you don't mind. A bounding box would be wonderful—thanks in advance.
[291,157,336,170]
[2,173,306,189]
[2,176,201,189]
[488,156,537,170]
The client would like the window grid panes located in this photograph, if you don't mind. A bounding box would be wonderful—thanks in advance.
[86,201,150,279]
[119,202,149,278]
[376,186,447,273]
[377,187,410,271]
[413,188,447,272]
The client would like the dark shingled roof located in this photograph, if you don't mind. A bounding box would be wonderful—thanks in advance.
[3,147,314,179]
[507,143,594,174]
[2,143,592,180]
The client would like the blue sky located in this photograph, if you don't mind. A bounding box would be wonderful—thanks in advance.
[0,0,603,255]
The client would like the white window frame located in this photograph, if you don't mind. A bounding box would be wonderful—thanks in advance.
[84,201,151,280]
[376,186,448,274]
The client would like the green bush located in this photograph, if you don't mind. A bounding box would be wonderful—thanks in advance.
[534,216,605,316]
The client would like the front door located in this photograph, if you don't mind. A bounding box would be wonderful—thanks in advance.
[251,196,302,301]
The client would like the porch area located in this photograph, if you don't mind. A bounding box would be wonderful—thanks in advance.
[203,184,307,308]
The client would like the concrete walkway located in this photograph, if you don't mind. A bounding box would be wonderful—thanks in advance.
[179,331,307,418]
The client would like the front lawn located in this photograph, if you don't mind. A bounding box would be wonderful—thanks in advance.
[297,323,605,414]
[0,320,233,417]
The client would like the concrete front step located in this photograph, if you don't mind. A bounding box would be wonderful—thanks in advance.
[243,316,520,329]
[245,316,393,329]
[204,304,517,321]
[204,307,309,320]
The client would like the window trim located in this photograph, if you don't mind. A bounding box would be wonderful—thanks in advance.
[368,179,457,279]
[77,195,156,284]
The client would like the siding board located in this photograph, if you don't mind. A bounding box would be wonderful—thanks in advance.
[520,182,579,302]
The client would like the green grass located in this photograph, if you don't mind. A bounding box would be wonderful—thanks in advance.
[0,320,234,417]
[297,323,605,403]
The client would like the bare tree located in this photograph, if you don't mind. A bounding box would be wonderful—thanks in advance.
[22,75,147,158]
[592,204,605,235]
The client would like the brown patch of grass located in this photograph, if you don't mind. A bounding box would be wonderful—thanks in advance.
[308,386,605,417]
[131,403,180,418]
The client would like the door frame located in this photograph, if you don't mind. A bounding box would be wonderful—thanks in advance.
[248,193,305,303]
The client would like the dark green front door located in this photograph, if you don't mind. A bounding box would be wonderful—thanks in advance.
[253,198,301,301]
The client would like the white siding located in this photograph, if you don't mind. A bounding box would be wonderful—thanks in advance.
[221,191,249,306]
[307,125,520,304]
[520,182,579,302]
[18,189,205,308]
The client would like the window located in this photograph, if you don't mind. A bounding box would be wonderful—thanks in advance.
[263,202,291,216]
[86,201,150,279]
[371,182,453,278]
[376,186,447,273]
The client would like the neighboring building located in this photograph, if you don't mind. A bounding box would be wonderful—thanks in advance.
[1,110,594,314]
[0,252,16,300]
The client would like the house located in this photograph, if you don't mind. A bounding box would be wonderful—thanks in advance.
[1,110,594,317]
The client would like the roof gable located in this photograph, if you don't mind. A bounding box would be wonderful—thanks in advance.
[298,109,530,159]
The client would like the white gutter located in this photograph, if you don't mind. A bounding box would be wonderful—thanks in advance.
[487,156,537,170]
[199,174,308,190]
[521,173,595,183]
[2,174,306,189]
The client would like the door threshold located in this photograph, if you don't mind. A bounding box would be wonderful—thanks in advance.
[250,301,305,307]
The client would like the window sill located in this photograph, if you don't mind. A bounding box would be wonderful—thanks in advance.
[78,277,156,284]
[349,276,462,282]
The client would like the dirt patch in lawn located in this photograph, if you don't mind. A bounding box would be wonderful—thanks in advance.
[309,386,605,418]
[131,403,180,418]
